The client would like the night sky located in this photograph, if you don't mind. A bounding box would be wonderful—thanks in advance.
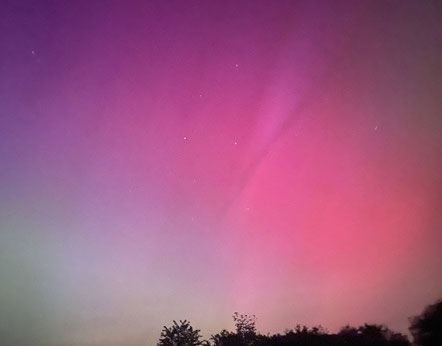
[1,1,441,345]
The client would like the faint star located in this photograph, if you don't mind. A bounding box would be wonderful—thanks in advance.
[31,50,35,55]
[374,125,378,131]
[235,63,239,68]
[183,136,187,140]
[234,141,238,145]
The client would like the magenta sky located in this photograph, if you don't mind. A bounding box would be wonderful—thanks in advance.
[1,1,441,345]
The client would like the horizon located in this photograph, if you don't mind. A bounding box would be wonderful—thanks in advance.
[1,1,441,345]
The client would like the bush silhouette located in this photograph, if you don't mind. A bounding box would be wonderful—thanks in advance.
[409,299,442,346]
[338,324,410,346]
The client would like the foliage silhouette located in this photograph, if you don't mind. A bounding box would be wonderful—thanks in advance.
[409,299,442,346]
[158,319,206,346]
[160,318,411,345]
[211,313,258,346]
[156,300,442,346]
[337,324,410,346]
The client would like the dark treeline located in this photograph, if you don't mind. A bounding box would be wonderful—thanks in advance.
[158,299,442,346]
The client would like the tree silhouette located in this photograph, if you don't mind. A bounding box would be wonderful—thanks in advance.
[409,299,442,346]
[157,309,422,346]
[158,320,206,346]
[211,313,258,346]
[233,312,257,345]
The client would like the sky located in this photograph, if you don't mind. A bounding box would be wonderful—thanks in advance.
[0,1,441,345]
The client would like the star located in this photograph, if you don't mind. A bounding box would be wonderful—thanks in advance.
[183,136,187,140]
